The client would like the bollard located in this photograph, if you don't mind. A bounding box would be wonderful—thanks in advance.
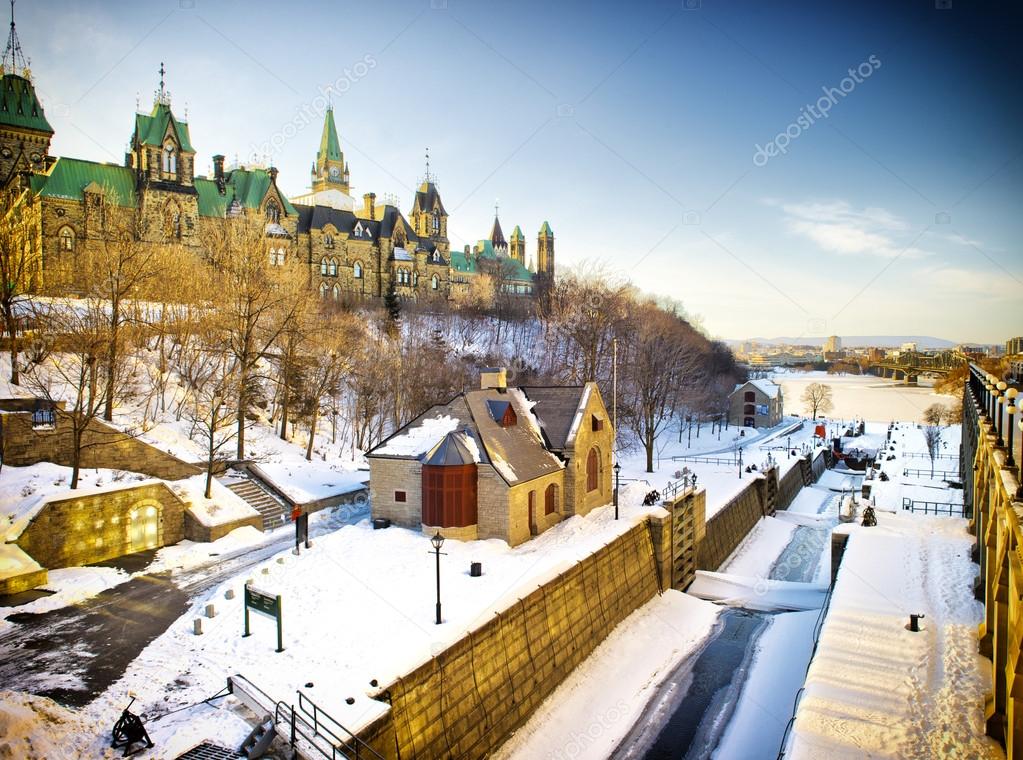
[470,562,483,577]
[907,613,925,632]
[276,557,286,565]
[225,588,235,600]
[261,567,270,575]
[194,618,203,635]
[205,603,217,618]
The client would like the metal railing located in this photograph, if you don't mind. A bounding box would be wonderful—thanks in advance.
[295,691,384,760]
[901,498,969,518]
[902,451,957,461]
[670,454,738,465]
[902,467,960,479]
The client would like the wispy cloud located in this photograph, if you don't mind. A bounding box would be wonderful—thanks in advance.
[768,199,931,259]
[918,266,1022,299]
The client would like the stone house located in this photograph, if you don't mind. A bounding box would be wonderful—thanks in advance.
[367,369,614,546]
[728,379,784,428]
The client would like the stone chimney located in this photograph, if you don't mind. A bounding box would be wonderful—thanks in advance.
[480,367,507,392]
[213,154,226,194]
[363,192,376,219]
[268,166,279,183]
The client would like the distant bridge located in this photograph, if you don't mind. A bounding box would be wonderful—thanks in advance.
[866,350,967,383]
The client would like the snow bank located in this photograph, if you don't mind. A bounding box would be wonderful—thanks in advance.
[721,516,797,578]
[688,571,828,612]
[169,475,259,527]
[493,592,720,760]
[0,543,42,581]
[786,511,999,759]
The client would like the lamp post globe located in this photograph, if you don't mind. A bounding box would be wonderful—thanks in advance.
[431,531,445,551]
[1007,388,1019,469]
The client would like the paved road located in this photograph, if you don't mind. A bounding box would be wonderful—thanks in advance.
[0,502,369,707]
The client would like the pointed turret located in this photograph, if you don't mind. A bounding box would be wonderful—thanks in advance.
[0,0,53,180]
[489,210,507,253]
[509,225,525,264]
[537,220,554,276]
[311,106,349,194]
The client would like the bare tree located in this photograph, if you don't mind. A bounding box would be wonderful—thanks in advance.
[801,382,834,418]
[919,403,946,479]
[181,345,239,499]
[0,184,39,385]
[204,216,306,459]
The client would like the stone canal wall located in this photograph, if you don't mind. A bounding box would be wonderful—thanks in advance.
[358,520,662,759]
[696,476,772,572]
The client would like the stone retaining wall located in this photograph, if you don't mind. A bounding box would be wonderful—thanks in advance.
[358,520,662,759]
[16,482,187,569]
[696,476,771,571]
[0,408,200,481]
[183,511,263,543]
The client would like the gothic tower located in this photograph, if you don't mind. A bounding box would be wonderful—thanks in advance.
[409,150,448,250]
[311,106,349,194]
[509,225,525,265]
[489,206,507,255]
[537,220,554,275]
[0,2,52,184]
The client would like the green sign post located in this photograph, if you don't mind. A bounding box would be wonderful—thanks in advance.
[243,585,284,652]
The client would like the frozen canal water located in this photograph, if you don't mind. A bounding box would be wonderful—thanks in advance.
[615,480,848,759]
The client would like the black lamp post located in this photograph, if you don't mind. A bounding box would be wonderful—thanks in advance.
[738,446,744,479]
[1006,388,1018,469]
[430,532,446,625]
[996,382,1008,446]
[613,462,621,519]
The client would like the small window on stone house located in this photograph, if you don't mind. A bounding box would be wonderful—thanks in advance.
[591,415,604,432]
[431,274,439,290]
[432,213,440,234]
[354,261,364,279]
[32,408,56,428]
[58,226,75,252]
[744,390,756,403]
[394,490,407,503]
[320,257,329,276]
[324,233,334,249]
[266,199,281,224]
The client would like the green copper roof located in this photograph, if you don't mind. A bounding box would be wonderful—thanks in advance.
[194,169,297,218]
[498,256,533,282]
[317,108,343,164]
[32,157,136,206]
[510,225,524,240]
[0,74,53,134]
[539,220,553,236]
[449,248,477,274]
[134,103,194,152]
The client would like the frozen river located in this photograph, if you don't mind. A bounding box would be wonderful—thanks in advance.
[773,371,955,423]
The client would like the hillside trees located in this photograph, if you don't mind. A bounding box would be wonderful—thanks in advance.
[204,217,307,459]
[0,184,39,386]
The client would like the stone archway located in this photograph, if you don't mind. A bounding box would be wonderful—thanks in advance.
[128,502,161,553]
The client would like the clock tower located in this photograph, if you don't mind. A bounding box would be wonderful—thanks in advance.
[310,106,349,194]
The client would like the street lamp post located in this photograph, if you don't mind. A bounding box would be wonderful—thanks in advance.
[1006,388,1018,469]
[430,532,446,625]
[995,382,1007,447]
[738,447,744,479]
[613,462,621,520]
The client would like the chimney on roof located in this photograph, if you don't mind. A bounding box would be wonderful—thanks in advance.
[269,166,279,183]
[213,154,225,193]
[481,367,507,392]
[363,192,376,219]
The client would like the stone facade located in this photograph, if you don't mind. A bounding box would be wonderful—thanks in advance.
[563,385,614,517]
[728,380,784,429]
[0,405,201,481]
[183,510,263,543]
[369,458,424,529]
[15,482,186,569]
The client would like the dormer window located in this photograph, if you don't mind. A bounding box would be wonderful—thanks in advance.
[432,250,441,263]
[162,142,177,175]
[591,415,604,432]
[324,233,334,248]
[266,199,281,224]
[487,400,517,428]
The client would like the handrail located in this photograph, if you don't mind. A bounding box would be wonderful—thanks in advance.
[901,497,968,518]
[902,467,960,479]
[296,690,385,760]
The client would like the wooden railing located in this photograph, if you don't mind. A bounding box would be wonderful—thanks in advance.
[965,363,1023,756]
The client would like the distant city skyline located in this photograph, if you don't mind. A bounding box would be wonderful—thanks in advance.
[18,0,1023,342]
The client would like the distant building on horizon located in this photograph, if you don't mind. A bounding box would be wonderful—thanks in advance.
[728,379,783,429]
[1006,337,1023,356]
[824,335,842,353]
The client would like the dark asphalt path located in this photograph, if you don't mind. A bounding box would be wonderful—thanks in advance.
[0,502,368,707]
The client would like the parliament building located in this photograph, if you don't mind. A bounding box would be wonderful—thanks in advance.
[0,17,554,303]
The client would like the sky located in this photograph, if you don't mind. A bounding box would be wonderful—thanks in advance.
[15,0,1023,344]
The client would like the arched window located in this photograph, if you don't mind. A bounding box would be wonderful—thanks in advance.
[586,447,600,493]
[320,257,329,276]
[270,248,285,266]
[431,274,439,290]
[412,271,419,287]
[58,226,75,252]
[332,283,340,300]
[266,199,281,224]
[162,141,176,174]
[744,390,756,402]
[432,212,440,234]
[328,258,338,276]
[324,233,334,249]
[544,483,559,515]
[353,261,363,279]
[318,281,329,298]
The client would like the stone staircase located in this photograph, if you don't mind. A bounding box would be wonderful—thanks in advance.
[223,478,290,531]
